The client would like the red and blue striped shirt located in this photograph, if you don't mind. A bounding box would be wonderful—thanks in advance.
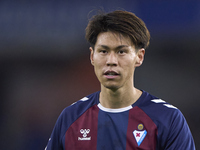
[45,90,195,150]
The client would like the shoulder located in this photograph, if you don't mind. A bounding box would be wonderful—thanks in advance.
[137,91,183,128]
[52,91,100,138]
[58,91,100,122]
[65,91,99,111]
[45,92,100,150]
[138,91,195,149]
[138,91,179,114]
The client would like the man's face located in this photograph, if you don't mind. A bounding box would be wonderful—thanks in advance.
[90,32,144,91]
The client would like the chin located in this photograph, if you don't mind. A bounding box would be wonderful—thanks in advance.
[103,84,121,91]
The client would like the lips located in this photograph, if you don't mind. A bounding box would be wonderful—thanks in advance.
[103,70,119,79]
[104,70,119,75]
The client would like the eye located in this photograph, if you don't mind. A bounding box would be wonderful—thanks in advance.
[118,50,126,54]
[99,50,107,54]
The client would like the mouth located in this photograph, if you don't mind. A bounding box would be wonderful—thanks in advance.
[104,70,119,78]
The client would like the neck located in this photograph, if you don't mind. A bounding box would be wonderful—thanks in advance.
[99,85,142,109]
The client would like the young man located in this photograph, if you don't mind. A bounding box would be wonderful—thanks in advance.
[45,10,195,150]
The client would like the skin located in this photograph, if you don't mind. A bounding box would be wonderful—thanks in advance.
[90,31,145,109]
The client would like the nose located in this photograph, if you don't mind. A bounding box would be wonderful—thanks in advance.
[106,51,118,66]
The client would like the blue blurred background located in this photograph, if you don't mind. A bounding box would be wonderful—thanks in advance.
[0,0,199,149]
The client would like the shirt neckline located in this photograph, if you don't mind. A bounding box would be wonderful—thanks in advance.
[97,103,133,113]
[96,89,147,113]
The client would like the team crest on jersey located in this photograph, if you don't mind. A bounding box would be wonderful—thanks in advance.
[78,129,91,141]
[133,124,147,146]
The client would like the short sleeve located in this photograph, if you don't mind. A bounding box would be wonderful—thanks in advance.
[165,109,195,150]
[45,109,66,150]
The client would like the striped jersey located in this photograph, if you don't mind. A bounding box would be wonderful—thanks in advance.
[45,90,195,150]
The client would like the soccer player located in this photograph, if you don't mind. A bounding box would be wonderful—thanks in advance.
[45,10,195,150]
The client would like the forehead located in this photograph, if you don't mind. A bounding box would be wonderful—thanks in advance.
[95,32,133,48]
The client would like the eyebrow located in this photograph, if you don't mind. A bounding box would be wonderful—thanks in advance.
[97,45,129,50]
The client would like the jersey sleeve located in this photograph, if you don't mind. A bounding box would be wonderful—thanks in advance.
[44,93,98,150]
[164,109,195,150]
[45,109,67,150]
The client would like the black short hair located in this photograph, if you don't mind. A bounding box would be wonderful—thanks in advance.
[85,10,150,50]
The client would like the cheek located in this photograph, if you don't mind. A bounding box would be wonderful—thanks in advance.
[93,55,105,68]
[122,60,135,75]
[123,56,136,67]
[93,64,104,83]
[93,61,103,75]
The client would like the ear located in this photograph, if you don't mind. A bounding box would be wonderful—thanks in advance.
[135,48,145,67]
[89,47,94,66]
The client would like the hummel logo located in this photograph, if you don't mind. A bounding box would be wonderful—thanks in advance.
[80,129,90,137]
[78,129,91,140]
